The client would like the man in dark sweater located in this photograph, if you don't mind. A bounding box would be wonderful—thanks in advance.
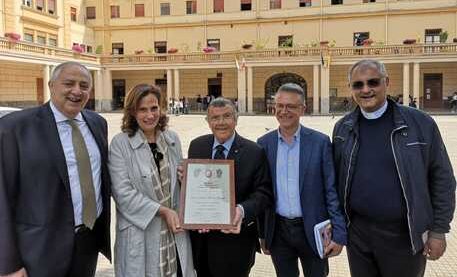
[332,59,456,277]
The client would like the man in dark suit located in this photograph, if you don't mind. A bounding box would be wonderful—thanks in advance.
[187,97,273,277]
[0,62,111,277]
[257,83,347,277]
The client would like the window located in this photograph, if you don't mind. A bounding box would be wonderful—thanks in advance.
[207,39,220,51]
[112,43,124,54]
[353,32,369,46]
[270,0,281,9]
[48,0,55,14]
[155,41,167,53]
[87,45,93,53]
[48,37,57,47]
[241,0,252,11]
[186,1,197,14]
[36,0,44,11]
[135,4,145,17]
[22,0,32,7]
[160,3,170,15]
[425,29,441,44]
[70,7,77,21]
[299,0,311,7]
[24,32,34,42]
[37,35,46,45]
[214,0,224,13]
[86,7,96,19]
[111,5,120,18]
[278,35,293,47]
[331,0,343,4]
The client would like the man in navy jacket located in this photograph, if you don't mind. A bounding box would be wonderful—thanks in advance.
[258,83,347,277]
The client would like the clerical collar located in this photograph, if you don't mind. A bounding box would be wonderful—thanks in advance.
[360,100,388,120]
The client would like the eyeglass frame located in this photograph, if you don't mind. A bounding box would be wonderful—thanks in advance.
[350,77,385,90]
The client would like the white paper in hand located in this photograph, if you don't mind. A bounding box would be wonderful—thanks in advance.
[314,219,332,259]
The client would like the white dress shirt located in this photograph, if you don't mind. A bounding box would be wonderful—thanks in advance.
[50,102,103,226]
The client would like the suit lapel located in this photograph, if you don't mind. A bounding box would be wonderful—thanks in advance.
[227,133,243,163]
[269,132,278,196]
[38,103,71,194]
[82,110,106,161]
[299,126,312,195]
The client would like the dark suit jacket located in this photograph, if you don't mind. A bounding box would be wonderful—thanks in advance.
[188,133,273,276]
[0,103,111,276]
[257,125,347,257]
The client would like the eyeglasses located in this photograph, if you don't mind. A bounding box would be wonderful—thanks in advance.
[275,103,303,112]
[351,78,383,90]
[208,113,234,123]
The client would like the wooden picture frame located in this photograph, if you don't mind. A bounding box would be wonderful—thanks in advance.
[179,159,235,229]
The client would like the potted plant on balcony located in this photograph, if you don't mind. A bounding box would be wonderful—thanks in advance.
[439,31,448,43]
[320,40,329,47]
[72,44,84,53]
[167,48,178,54]
[5,32,21,43]
[362,38,373,46]
[403,39,416,45]
[203,46,217,53]
[134,49,144,54]
[95,45,103,54]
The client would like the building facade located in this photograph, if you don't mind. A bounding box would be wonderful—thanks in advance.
[1,0,457,113]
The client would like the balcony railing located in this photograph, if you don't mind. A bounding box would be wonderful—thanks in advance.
[0,37,98,63]
[1,36,457,66]
[99,43,457,65]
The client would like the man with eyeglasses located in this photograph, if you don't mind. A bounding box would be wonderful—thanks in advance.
[257,83,347,277]
[332,59,456,277]
[187,97,273,277]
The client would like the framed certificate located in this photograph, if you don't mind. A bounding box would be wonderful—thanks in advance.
[179,159,235,229]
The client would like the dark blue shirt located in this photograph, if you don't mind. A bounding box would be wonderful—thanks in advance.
[350,103,407,223]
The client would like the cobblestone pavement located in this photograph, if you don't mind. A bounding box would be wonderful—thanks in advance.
[96,114,457,277]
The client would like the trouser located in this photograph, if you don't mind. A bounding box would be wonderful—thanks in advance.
[270,215,328,277]
[347,215,426,277]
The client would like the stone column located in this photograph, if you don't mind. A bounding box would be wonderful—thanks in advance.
[173,69,180,100]
[101,68,112,111]
[43,64,51,103]
[320,65,330,114]
[167,69,173,102]
[413,62,420,109]
[247,66,254,113]
[94,70,103,112]
[313,64,320,114]
[402,62,410,106]
[237,68,247,113]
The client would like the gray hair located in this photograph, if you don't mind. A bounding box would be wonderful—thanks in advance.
[348,59,388,83]
[50,62,93,85]
[276,83,306,104]
[206,97,238,121]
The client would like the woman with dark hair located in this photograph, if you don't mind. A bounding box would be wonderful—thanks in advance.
[109,84,195,277]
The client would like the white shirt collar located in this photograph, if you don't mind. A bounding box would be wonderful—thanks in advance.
[360,100,388,120]
[49,101,84,123]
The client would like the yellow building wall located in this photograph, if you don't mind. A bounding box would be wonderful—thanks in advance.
[0,62,42,105]
[180,69,238,99]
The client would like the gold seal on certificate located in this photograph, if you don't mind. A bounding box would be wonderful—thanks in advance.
[179,159,235,229]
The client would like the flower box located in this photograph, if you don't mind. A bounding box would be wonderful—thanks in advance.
[203,46,217,53]
[362,39,373,46]
[453,38,457,43]
[72,44,84,53]
[320,41,329,46]
[242,44,252,50]
[167,48,178,54]
[403,39,416,45]
[134,50,144,54]
[5,32,21,42]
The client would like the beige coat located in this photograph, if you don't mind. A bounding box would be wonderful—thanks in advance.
[109,129,195,277]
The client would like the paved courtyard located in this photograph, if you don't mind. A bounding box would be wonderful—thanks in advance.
[96,114,457,277]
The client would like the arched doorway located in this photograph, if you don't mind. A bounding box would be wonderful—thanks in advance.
[264,73,308,113]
